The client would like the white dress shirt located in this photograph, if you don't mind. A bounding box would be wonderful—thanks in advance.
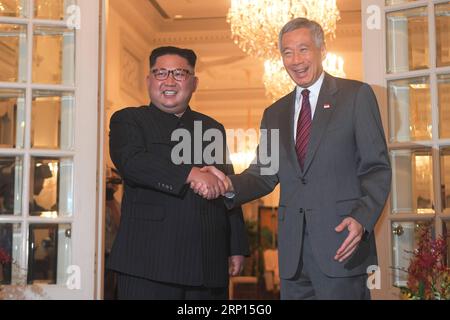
[293,72,325,140]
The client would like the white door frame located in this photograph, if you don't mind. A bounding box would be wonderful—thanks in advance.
[0,0,101,299]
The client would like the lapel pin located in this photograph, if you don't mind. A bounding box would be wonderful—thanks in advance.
[324,104,331,109]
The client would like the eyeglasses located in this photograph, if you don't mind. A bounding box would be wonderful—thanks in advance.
[151,68,194,81]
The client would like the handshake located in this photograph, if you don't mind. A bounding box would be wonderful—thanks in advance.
[186,166,233,200]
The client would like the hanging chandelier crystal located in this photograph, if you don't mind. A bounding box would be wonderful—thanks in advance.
[227,0,341,60]
[227,0,343,101]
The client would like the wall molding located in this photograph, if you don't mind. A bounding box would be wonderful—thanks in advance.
[119,28,146,103]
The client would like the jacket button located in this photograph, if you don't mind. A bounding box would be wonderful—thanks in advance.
[301,178,307,185]
[299,208,305,214]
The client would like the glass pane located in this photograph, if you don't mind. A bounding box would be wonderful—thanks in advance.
[444,221,450,265]
[388,77,431,143]
[387,7,429,73]
[441,149,450,213]
[34,0,76,20]
[0,157,22,216]
[27,223,71,285]
[0,0,27,17]
[385,0,417,6]
[31,90,74,150]
[390,149,434,214]
[438,74,450,139]
[29,157,73,217]
[436,3,450,68]
[0,89,25,148]
[32,26,75,85]
[0,223,21,286]
[0,23,27,83]
[391,221,433,287]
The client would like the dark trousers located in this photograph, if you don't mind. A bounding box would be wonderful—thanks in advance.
[280,218,370,300]
[117,273,228,300]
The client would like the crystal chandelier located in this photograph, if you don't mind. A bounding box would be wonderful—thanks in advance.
[263,53,346,101]
[227,0,343,101]
[227,0,340,60]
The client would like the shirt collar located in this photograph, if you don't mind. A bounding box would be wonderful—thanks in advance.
[295,71,325,100]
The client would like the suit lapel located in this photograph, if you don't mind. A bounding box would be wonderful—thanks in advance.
[302,73,338,175]
[279,91,302,177]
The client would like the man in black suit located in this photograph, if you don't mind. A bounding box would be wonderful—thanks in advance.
[108,46,249,300]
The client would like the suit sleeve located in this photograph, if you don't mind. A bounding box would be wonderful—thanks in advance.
[226,110,279,208]
[109,109,193,196]
[351,84,392,234]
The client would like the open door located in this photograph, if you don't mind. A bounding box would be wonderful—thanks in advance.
[363,0,450,299]
[0,0,100,299]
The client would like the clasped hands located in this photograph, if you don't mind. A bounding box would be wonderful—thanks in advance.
[187,166,231,200]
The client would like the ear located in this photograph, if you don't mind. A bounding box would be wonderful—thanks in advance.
[321,45,327,61]
[192,76,199,92]
[146,74,152,89]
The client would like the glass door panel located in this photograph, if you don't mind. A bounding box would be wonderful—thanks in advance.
[444,220,450,263]
[441,149,450,213]
[386,0,418,6]
[387,7,429,73]
[391,221,433,287]
[0,0,28,18]
[0,223,22,285]
[0,156,22,216]
[436,3,450,68]
[0,23,27,83]
[34,0,76,20]
[29,157,73,217]
[391,149,434,215]
[388,77,432,142]
[31,90,74,150]
[32,26,75,85]
[438,74,450,138]
[27,223,71,285]
[0,89,25,148]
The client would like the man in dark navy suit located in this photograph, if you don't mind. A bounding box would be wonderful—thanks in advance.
[108,46,249,300]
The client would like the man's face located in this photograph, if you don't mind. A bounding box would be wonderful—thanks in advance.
[146,54,198,116]
[281,28,326,88]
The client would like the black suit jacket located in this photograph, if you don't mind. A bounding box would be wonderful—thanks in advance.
[108,104,249,288]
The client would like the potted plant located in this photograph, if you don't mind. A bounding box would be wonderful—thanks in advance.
[399,226,450,300]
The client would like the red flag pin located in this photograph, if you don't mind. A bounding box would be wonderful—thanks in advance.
[324,104,331,109]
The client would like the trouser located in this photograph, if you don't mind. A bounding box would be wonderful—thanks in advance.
[117,273,228,300]
[280,217,370,300]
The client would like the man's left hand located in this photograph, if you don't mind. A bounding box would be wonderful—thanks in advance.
[334,217,364,262]
[229,255,245,276]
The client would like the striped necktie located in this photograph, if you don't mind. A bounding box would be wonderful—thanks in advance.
[295,89,312,171]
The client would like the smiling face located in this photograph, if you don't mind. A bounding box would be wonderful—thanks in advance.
[146,54,198,116]
[281,27,326,88]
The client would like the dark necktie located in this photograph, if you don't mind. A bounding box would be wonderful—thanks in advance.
[295,89,312,171]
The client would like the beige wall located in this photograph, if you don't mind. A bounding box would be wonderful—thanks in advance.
[105,0,154,169]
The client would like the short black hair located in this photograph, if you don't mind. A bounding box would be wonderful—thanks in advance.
[149,46,197,68]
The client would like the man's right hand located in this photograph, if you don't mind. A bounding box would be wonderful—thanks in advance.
[186,167,227,200]
[190,166,233,199]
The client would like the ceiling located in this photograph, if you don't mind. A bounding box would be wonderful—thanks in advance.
[148,0,361,21]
